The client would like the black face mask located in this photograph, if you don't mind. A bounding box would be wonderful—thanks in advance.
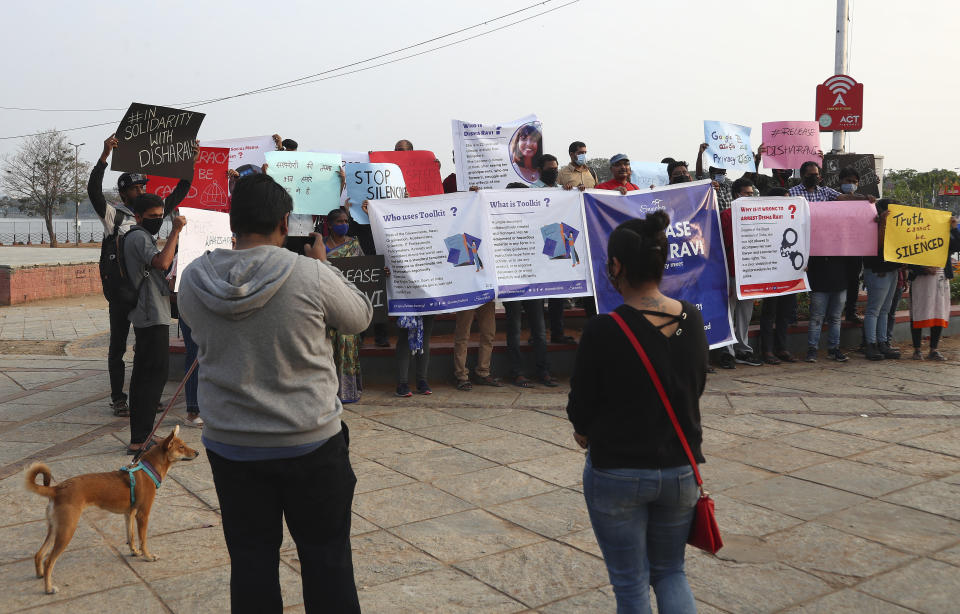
[540,169,559,185]
[140,217,163,235]
[802,174,820,188]
[670,175,691,184]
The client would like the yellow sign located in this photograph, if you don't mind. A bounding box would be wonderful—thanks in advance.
[883,204,952,267]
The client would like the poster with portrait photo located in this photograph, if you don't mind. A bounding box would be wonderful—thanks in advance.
[452,114,543,190]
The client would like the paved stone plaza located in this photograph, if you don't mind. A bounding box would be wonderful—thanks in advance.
[1,298,959,612]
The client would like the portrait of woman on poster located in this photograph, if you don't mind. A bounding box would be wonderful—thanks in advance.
[510,122,542,183]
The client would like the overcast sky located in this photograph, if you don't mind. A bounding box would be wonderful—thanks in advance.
[1,0,957,185]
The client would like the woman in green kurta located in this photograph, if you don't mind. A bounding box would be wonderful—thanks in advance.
[324,209,366,403]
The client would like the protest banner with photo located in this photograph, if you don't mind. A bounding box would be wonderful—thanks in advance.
[264,151,342,215]
[809,200,878,256]
[112,103,205,180]
[174,208,232,291]
[201,135,276,170]
[328,255,388,323]
[823,153,880,197]
[630,162,670,188]
[761,121,822,170]
[368,151,442,197]
[452,115,542,190]
[345,163,407,225]
[482,188,591,301]
[883,204,953,267]
[703,121,755,172]
[147,147,230,212]
[732,196,810,299]
[368,191,497,315]
[582,181,734,348]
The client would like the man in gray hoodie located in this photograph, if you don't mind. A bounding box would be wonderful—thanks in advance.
[178,174,372,613]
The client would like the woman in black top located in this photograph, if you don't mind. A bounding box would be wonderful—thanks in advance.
[567,211,708,614]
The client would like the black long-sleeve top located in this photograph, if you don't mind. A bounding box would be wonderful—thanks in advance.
[567,301,708,469]
[87,160,190,236]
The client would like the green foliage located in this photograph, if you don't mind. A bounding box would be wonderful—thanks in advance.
[884,168,960,210]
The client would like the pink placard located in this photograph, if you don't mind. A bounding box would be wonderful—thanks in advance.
[809,200,878,256]
[761,121,822,169]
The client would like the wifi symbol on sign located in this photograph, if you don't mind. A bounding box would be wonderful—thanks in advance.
[824,75,856,95]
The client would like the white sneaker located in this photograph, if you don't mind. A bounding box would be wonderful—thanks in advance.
[184,414,204,428]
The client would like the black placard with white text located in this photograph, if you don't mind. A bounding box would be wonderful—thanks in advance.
[328,255,388,323]
[112,102,205,180]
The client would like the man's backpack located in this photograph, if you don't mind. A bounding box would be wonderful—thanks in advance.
[99,214,148,309]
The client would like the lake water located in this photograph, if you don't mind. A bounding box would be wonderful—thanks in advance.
[0,217,173,245]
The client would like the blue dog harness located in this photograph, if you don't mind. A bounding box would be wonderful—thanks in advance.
[119,460,162,505]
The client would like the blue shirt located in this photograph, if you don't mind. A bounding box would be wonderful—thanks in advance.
[202,434,329,461]
[788,184,841,202]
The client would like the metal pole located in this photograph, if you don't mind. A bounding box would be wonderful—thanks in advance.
[68,142,84,244]
[832,0,848,154]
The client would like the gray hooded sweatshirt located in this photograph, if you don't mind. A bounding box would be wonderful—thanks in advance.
[178,245,373,448]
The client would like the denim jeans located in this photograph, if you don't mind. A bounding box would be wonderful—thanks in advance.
[179,317,199,412]
[807,290,846,349]
[583,454,699,614]
[863,268,898,344]
[207,431,360,613]
[505,300,549,378]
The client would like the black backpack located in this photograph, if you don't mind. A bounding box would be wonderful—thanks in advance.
[99,214,148,309]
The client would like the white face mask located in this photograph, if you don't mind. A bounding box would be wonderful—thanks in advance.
[576,153,587,165]
[713,174,726,183]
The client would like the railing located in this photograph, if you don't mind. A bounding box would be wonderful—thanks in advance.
[0,220,173,245]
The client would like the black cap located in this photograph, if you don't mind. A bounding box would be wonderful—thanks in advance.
[118,173,148,191]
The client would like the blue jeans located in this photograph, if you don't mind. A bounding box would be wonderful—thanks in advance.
[583,454,699,614]
[863,268,898,344]
[180,317,199,412]
[807,290,846,349]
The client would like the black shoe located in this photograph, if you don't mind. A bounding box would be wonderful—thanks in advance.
[846,313,864,324]
[805,347,818,363]
[864,342,884,361]
[829,348,849,362]
[717,353,736,369]
[735,352,763,366]
[551,335,577,344]
[375,337,391,348]
[878,342,901,359]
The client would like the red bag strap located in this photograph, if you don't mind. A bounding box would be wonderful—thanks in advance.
[609,310,703,487]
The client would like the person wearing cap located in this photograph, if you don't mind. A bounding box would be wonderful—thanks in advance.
[88,133,195,416]
[595,155,640,195]
[123,194,187,454]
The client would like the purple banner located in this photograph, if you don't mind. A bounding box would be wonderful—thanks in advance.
[498,280,588,300]
[387,289,496,314]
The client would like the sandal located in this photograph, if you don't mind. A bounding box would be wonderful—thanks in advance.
[762,353,781,365]
[456,379,473,391]
[774,350,796,363]
[928,350,946,362]
[473,375,504,387]
[538,375,559,388]
[111,398,130,417]
[512,376,535,389]
[126,438,160,456]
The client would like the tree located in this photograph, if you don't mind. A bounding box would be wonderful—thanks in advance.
[1,129,89,246]
[586,157,612,183]
[884,168,960,210]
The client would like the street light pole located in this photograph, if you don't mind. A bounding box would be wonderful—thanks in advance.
[832,0,849,154]
[68,142,84,244]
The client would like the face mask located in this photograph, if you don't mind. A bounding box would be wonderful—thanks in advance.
[670,175,691,184]
[575,153,587,165]
[802,174,820,188]
[540,169,559,185]
[713,174,726,183]
[140,217,163,235]
[841,183,857,194]
[331,223,349,236]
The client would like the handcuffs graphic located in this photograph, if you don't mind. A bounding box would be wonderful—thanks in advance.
[780,228,804,270]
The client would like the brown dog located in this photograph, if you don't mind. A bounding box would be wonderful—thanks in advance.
[24,425,199,594]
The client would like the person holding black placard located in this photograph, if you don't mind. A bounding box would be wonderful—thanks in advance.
[89,133,196,417]
[323,209,366,403]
